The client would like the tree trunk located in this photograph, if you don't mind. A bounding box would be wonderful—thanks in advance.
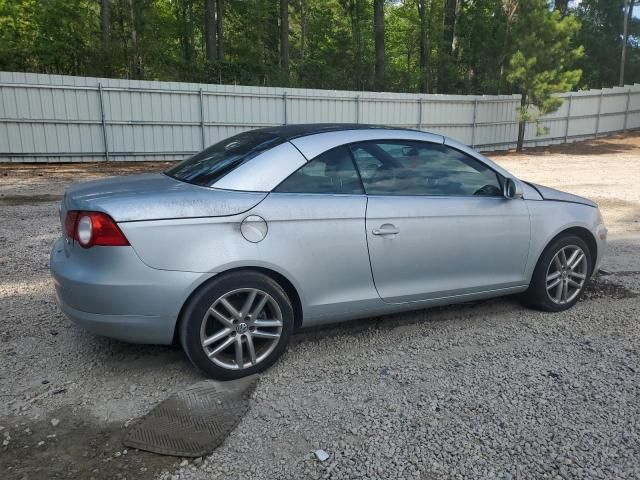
[443,0,456,56]
[205,0,217,62]
[280,0,289,84]
[217,0,224,60]
[554,0,568,16]
[299,0,307,62]
[374,0,385,90]
[128,0,142,79]
[417,0,427,93]
[620,0,630,86]
[516,92,526,152]
[440,0,457,92]
[100,0,111,75]
[100,0,110,45]
[499,0,518,93]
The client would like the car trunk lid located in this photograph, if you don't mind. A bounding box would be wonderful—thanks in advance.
[63,173,267,222]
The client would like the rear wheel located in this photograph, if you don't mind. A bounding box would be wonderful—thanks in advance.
[523,235,592,312]
[179,271,294,379]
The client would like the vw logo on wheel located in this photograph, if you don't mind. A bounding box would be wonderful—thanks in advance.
[236,322,249,334]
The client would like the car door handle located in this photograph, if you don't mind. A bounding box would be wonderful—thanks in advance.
[372,224,399,236]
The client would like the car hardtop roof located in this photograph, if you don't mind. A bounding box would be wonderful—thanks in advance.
[254,123,421,141]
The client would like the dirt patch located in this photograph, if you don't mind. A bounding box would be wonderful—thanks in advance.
[582,276,639,301]
[0,409,180,480]
[0,194,62,206]
[0,161,174,178]
[487,131,640,157]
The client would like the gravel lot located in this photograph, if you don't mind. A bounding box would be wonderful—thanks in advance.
[1,134,639,479]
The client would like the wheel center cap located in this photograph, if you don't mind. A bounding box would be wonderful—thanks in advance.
[236,322,248,334]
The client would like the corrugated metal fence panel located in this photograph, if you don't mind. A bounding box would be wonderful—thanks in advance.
[628,85,640,130]
[1,72,639,162]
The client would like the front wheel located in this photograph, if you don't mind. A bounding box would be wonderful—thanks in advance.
[179,271,294,380]
[523,235,592,312]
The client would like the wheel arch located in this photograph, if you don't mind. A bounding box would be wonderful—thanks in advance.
[173,266,304,343]
[540,226,598,274]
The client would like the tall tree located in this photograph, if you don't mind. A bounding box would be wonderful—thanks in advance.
[620,0,630,85]
[417,0,428,93]
[499,0,519,92]
[505,0,583,150]
[127,0,143,78]
[281,0,289,83]
[440,0,458,90]
[99,0,111,75]
[100,0,110,45]
[205,0,217,62]
[216,0,224,60]
[374,0,385,90]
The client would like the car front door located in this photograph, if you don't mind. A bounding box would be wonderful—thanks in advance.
[350,140,531,304]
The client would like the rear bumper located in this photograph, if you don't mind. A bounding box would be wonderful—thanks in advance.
[55,296,176,344]
[50,238,213,345]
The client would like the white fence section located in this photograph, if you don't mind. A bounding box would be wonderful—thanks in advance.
[1,71,639,162]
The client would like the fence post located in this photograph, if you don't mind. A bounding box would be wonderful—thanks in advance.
[97,82,109,161]
[594,90,603,138]
[199,88,205,148]
[282,92,288,125]
[417,98,423,129]
[624,88,631,133]
[471,98,478,148]
[564,93,573,143]
[355,95,360,123]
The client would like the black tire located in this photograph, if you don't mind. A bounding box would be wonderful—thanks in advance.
[522,234,592,312]
[179,271,294,380]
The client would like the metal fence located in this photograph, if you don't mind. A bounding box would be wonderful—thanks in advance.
[1,71,639,163]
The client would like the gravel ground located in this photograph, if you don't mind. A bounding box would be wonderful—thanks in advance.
[0,134,639,479]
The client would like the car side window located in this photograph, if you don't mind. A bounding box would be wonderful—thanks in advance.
[275,146,364,194]
[349,141,503,197]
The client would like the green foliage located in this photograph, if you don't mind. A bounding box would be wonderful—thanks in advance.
[574,0,640,88]
[0,0,634,96]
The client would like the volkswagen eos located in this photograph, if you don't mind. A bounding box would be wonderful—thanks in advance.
[50,124,607,379]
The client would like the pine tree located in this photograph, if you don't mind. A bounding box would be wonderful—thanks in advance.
[505,0,583,151]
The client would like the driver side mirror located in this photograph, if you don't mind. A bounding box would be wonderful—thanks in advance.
[504,178,523,199]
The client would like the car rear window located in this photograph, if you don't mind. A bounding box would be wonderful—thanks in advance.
[166,130,285,187]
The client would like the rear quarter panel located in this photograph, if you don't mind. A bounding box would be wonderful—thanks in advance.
[118,193,379,324]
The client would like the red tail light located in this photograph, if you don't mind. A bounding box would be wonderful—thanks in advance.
[64,211,130,248]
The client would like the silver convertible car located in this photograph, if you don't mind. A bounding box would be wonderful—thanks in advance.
[50,124,607,379]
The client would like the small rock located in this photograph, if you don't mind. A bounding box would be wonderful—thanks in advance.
[50,418,60,427]
[314,449,329,462]
[180,459,189,467]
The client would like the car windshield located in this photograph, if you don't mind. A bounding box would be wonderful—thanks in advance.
[166,130,285,187]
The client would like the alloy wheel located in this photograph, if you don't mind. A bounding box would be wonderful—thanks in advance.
[199,288,283,370]
[545,245,588,305]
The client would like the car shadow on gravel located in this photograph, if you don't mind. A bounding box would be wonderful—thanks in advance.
[0,408,180,480]
[293,274,638,345]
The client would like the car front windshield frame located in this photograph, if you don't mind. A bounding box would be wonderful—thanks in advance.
[165,130,285,187]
